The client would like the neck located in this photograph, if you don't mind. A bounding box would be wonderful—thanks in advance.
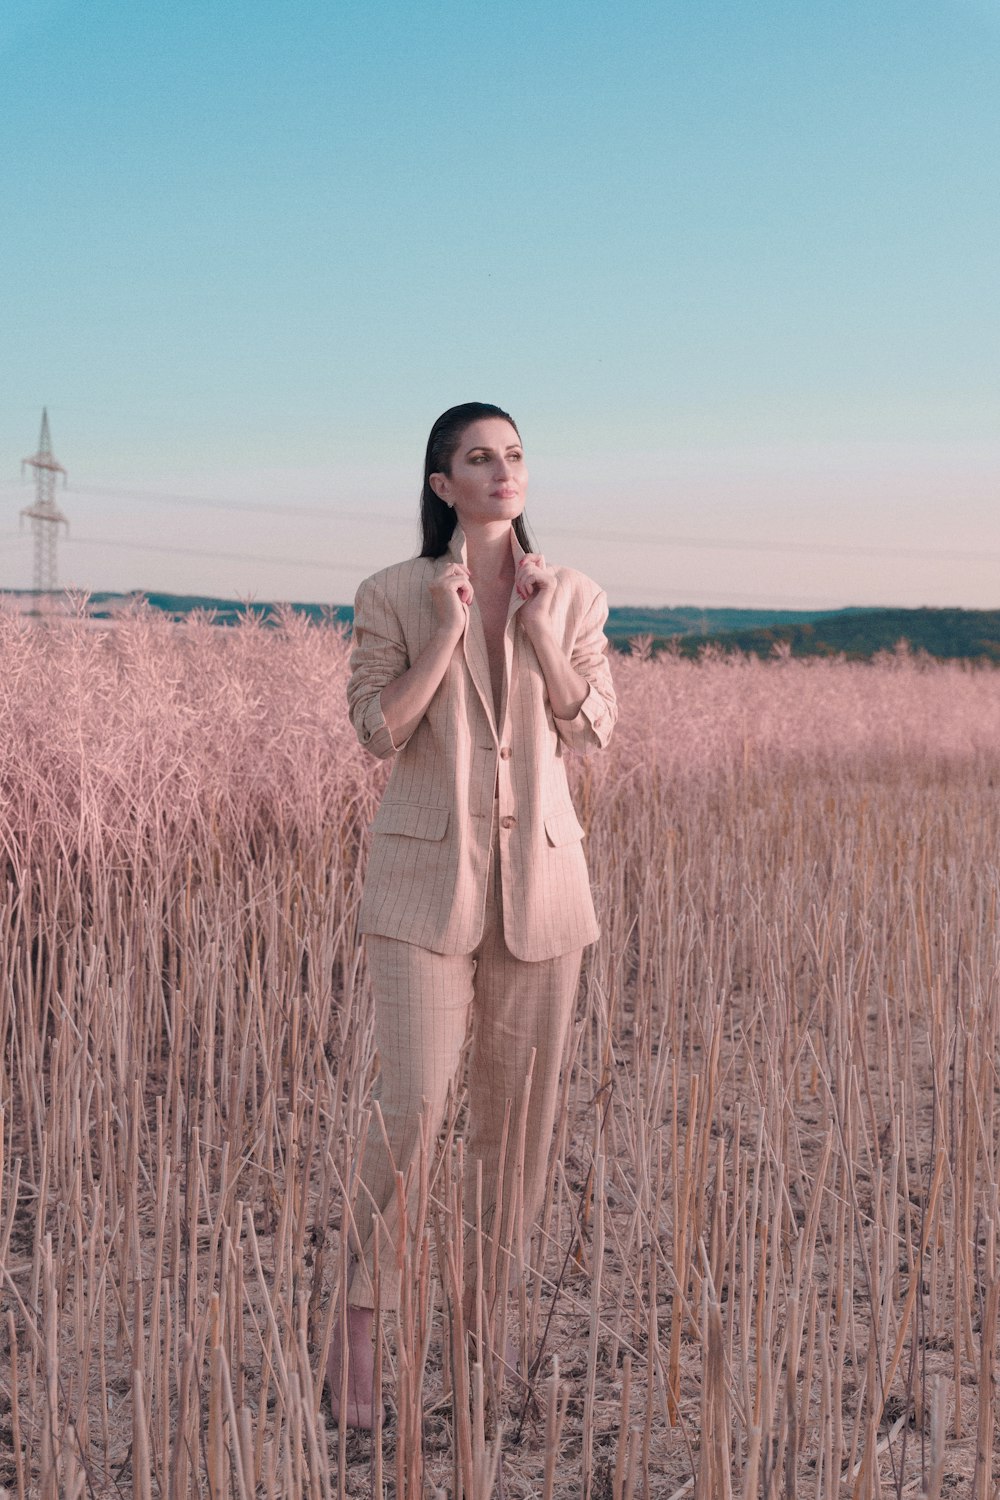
[462,521,515,584]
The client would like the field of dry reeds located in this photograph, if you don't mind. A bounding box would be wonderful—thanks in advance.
[1,601,999,1498]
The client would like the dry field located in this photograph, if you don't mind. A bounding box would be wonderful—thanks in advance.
[1,602,999,1498]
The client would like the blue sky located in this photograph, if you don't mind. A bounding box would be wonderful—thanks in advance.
[1,0,997,608]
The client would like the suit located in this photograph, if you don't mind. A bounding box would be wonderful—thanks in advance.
[347,524,617,961]
[343,522,617,1311]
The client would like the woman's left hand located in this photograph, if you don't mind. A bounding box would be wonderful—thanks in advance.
[515,554,558,636]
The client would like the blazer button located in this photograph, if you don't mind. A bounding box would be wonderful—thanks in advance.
[500,815,516,830]
[499,745,512,760]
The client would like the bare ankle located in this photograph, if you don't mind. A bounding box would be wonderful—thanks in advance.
[326,1305,378,1429]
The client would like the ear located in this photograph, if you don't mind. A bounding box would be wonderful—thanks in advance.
[428,472,450,504]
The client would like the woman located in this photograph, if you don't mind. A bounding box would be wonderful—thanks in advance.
[331,402,617,1426]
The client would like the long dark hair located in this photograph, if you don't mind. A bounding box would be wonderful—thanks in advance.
[419,402,535,558]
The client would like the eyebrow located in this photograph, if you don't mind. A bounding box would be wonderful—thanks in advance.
[463,442,522,456]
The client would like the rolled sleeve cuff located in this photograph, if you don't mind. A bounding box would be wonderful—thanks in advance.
[553,681,613,753]
[359,691,410,759]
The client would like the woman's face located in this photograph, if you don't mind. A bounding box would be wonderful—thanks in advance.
[430,418,527,530]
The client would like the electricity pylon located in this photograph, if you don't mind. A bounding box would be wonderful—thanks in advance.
[21,408,69,594]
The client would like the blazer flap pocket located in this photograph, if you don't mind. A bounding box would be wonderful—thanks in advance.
[372,802,450,840]
[544,808,585,847]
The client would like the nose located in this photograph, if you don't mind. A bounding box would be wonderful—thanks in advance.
[495,456,514,478]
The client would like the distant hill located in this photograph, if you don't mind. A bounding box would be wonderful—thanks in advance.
[130,592,355,627]
[4,589,848,637]
[0,589,353,628]
[657,608,1000,663]
[3,590,997,662]
[600,605,871,646]
[17,591,868,640]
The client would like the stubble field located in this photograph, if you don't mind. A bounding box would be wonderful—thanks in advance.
[1,602,999,1499]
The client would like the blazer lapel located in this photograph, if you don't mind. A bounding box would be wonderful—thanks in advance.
[497,528,531,729]
[445,526,498,737]
[465,602,497,735]
[506,528,528,626]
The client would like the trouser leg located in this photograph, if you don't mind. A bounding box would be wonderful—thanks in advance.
[465,853,583,1310]
[347,935,474,1310]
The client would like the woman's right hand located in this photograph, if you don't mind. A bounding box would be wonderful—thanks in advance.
[372,565,472,751]
[430,563,473,641]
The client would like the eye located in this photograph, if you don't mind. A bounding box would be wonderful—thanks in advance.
[508,451,523,462]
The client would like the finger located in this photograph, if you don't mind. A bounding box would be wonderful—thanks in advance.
[517,565,556,601]
[433,568,471,591]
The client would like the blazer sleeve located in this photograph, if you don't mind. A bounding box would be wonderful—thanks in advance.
[347,574,412,760]
[552,585,618,754]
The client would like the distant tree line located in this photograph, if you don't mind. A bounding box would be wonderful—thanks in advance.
[605,608,1000,663]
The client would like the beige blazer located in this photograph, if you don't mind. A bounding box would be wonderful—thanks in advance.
[347,525,617,960]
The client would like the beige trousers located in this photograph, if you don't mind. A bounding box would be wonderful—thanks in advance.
[347,811,583,1311]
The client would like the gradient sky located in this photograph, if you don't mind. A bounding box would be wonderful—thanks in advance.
[1,0,997,609]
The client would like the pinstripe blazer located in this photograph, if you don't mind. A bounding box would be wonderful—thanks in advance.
[347,524,617,960]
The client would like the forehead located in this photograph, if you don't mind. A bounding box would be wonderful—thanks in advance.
[458,418,521,453]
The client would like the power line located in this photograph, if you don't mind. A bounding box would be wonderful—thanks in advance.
[58,534,856,609]
[62,537,867,608]
[546,525,1000,567]
[64,482,405,526]
[4,475,987,611]
[38,479,998,567]
[64,535,366,574]
[0,477,408,528]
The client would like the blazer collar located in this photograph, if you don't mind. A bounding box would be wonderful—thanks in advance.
[446,523,527,570]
